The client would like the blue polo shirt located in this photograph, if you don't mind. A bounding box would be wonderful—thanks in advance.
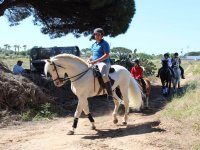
[91,39,110,63]
[13,64,24,75]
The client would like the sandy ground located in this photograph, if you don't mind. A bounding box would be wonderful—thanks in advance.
[0,80,199,150]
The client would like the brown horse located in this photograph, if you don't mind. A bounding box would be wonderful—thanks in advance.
[136,78,151,108]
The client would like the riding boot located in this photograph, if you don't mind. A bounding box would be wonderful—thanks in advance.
[104,81,113,101]
[180,66,185,79]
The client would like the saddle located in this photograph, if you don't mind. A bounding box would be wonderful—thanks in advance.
[92,65,115,94]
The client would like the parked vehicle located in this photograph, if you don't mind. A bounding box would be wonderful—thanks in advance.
[30,46,80,74]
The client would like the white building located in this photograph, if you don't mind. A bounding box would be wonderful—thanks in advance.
[183,56,200,60]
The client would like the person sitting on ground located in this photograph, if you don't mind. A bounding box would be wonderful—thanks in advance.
[13,60,25,75]
[156,53,175,78]
[171,52,185,79]
[131,59,146,93]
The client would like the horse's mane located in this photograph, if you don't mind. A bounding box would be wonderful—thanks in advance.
[162,59,168,68]
[52,54,88,66]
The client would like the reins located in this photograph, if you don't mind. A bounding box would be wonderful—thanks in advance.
[51,62,91,82]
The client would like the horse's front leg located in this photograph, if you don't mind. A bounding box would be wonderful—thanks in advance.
[67,97,96,135]
[82,98,96,130]
[67,100,84,135]
[112,91,120,124]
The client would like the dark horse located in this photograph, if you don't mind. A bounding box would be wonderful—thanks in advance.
[159,60,173,96]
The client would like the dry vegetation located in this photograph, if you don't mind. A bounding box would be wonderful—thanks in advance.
[0,58,200,149]
[0,60,77,127]
[156,60,200,149]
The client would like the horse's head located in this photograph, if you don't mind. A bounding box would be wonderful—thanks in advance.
[44,59,67,87]
[162,59,168,68]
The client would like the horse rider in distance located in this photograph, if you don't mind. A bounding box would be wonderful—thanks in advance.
[131,59,147,93]
[171,52,185,79]
[156,53,175,78]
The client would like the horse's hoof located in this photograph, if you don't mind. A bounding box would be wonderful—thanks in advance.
[91,125,96,130]
[67,130,74,135]
[122,122,127,125]
[113,119,118,124]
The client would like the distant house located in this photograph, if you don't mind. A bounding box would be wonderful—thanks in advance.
[183,56,200,60]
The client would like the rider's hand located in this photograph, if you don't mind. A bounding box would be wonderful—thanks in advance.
[88,60,96,65]
[88,60,97,65]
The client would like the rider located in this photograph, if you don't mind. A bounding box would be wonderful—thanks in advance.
[171,52,185,79]
[131,59,146,93]
[88,28,113,101]
[156,53,175,78]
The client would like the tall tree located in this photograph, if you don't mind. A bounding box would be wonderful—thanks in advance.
[7,45,11,51]
[17,45,20,55]
[111,47,132,60]
[23,45,27,55]
[81,48,91,57]
[14,45,18,54]
[0,0,136,38]
[3,44,9,54]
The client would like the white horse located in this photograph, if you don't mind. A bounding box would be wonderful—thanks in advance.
[172,66,181,92]
[44,54,143,135]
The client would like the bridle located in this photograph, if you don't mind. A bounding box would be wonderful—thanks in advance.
[51,62,91,83]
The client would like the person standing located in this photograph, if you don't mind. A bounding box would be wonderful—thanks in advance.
[88,28,113,100]
[13,60,25,75]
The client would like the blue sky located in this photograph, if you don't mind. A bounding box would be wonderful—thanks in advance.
[0,0,200,55]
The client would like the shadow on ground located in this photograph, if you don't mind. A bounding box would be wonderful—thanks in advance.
[81,120,164,139]
[57,82,190,118]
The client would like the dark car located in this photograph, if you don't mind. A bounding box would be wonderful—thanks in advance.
[30,46,80,74]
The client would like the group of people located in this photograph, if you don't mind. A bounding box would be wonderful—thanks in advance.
[85,28,187,100]
[12,27,185,101]
[156,52,185,79]
[130,52,185,94]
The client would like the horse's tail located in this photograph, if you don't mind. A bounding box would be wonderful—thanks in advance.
[128,77,143,110]
[144,78,151,95]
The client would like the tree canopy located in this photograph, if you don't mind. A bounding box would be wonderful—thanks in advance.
[0,0,135,38]
[185,51,200,56]
[110,47,156,76]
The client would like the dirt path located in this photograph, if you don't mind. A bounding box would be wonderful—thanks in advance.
[0,81,195,150]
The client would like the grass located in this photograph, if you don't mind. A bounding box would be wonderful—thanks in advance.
[0,54,30,70]
[156,60,200,149]
[162,89,200,120]
[158,61,200,139]
[22,103,57,121]
[193,146,200,150]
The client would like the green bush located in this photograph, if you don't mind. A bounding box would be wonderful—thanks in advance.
[33,103,56,120]
[22,111,32,121]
